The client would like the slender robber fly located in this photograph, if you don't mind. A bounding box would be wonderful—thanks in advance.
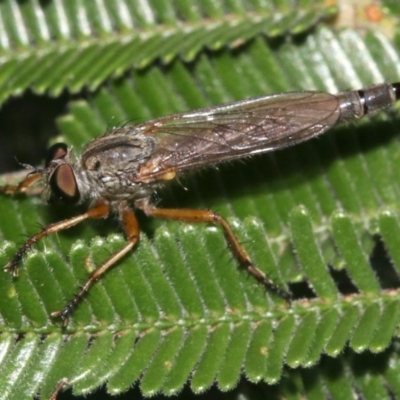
[1,82,400,325]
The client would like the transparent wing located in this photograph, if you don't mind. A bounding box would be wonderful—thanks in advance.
[113,91,340,182]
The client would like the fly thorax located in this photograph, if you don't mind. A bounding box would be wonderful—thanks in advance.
[80,134,156,200]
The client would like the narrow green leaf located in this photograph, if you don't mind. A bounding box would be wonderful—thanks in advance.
[10,333,62,400]
[118,235,161,323]
[191,324,230,392]
[331,212,380,294]
[56,114,94,149]
[91,237,140,324]
[218,321,252,390]
[153,226,204,317]
[305,308,341,366]
[325,304,361,356]
[0,244,22,328]
[39,333,89,399]
[140,327,185,396]
[369,299,400,352]
[53,244,93,327]
[177,225,226,315]
[162,326,208,395]
[379,210,400,278]
[25,252,63,327]
[286,311,318,368]
[201,225,248,311]
[13,253,49,327]
[68,101,105,139]
[244,320,273,382]
[73,332,115,394]
[0,333,38,400]
[265,315,296,383]
[91,330,138,393]
[290,206,337,299]
[239,218,288,308]
[88,237,129,325]
[106,329,161,393]
[350,302,382,352]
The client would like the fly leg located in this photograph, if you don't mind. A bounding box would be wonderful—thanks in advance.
[4,203,110,277]
[137,202,291,301]
[51,206,140,325]
[0,171,43,194]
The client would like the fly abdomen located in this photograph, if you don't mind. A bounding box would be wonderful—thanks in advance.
[338,82,400,121]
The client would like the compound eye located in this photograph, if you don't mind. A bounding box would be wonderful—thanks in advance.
[49,164,80,204]
[45,143,68,167]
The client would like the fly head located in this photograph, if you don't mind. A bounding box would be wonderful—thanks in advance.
[45,142,81,204]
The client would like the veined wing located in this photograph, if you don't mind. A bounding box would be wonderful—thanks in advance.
[126,91,340,183]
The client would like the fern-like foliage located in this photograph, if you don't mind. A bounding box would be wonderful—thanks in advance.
[0,0,335,102]
[1,1,400,400]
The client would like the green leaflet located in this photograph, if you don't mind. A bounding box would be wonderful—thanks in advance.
[0,0,335,101]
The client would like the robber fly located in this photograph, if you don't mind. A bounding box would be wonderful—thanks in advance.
[1,82,399,325]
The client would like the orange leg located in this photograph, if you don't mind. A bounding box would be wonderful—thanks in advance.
[140,205,291,301]
[4,203,110,277]
[51,207,140,325]
[0,171,43,194]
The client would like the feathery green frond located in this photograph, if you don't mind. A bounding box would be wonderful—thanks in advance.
[0,0,336,103]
